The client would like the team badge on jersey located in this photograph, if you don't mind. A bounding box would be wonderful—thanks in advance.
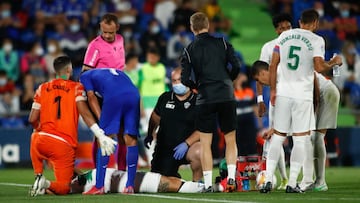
[184,102,191,109]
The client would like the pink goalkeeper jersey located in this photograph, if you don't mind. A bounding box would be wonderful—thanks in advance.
[83,34,125,70]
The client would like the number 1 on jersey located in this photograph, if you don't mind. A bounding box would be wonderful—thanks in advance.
[54,96,61,119]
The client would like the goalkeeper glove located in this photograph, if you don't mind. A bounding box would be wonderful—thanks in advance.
[90,124,117,156]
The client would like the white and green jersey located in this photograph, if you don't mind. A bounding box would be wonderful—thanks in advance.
[275,28,325,100]
[260,38,277,64]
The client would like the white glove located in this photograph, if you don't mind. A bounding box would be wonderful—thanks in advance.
[90,124,117,156]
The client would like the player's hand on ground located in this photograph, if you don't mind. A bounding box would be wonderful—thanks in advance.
[258,102,266,117]
[98,135,117,156]
[144,135,153,149]
[173,142,189,160]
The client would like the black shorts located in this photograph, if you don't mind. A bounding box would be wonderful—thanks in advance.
[150,148,188,178]
[195,101,237,134]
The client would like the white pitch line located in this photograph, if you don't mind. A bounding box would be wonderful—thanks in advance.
[0,182,31,187]
[134,194,257,203]
[1,182,359,202]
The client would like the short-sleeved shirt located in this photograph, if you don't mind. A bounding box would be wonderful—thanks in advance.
[275,28,325,100]
[83,34,125,70]
[32,79,86,148]
[80,68,140,135]
[154,91,197,149]
[259,38,277,64]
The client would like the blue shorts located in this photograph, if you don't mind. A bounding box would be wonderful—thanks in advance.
[99,92,140,137]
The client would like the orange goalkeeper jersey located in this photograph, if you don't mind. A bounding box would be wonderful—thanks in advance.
[32,79,86,148]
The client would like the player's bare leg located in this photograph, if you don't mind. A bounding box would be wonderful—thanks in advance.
[224,130,237,192]
[186,142,202,181]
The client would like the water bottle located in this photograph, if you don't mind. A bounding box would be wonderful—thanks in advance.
[243,170,250,191]
[332,53,340,77]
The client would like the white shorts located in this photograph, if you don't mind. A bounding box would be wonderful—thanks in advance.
[273,96,315,133]
[317,82,340,130]
[138,172,161,193]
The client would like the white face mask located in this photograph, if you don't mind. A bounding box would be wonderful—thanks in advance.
[35,47,44,56]
[0,78,7,86]
[70,24,80,33]
[47,44,56,53]
[3,43,12,52]
[316,9,324,17]
[150,25,160,34]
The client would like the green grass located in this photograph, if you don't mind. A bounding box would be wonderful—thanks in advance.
[1,167,359,203]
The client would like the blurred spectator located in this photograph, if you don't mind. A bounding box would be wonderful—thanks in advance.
[20,42,48,88]
[314,0,341,59]
[51,20,66,40]
[138,48,167,166]
[139,18,167,63]
[0,38,19,83]
[20,21,48,50]
[0,70,20,115]
[154,0,177,30]
[267,0,292,16]
[121,25,142,56]
[333,40,360,93]
[0,1,23,41]
[19,73,35,111]
[166,24,191,66]
[124,52,141,88]
[291,0,314,27]
[142,0,157,15]
[44,39,64,79]
[59,17,88,68]
[335,44,360,124]
[34,0,66,29]
[113,0,138,28]
[333,1,359,42]
[63,0,89,28]
[88,0,114,39]
[208,15,229,40]
[170,0,196,33]
[233,72,258,156]
[203,0,222,20]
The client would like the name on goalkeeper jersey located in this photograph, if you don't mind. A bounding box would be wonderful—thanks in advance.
[279,34,313,51]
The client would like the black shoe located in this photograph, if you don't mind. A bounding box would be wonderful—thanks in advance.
[202,186,214,193]
[285,185,305,193]
[260,181,272,193]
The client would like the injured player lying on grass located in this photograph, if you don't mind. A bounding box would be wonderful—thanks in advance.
[69,168,206,194]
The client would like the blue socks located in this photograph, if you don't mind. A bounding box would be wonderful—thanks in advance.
[95,148,109,188]
[126,146,138,187]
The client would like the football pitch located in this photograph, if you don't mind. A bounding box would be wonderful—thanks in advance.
[0,167,359,203]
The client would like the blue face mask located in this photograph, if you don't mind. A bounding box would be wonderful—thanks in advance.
[341,10,350,18]
[172,83,189,95]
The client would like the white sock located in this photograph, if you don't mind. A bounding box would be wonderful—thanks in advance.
[277,146,288,180]
[301,133,314,184]
[314,132,326,185]
[203,170,212,188]
[288,136,308,187]
[178,181,205,193]
[266,134,286,183]
[227,164,236,180]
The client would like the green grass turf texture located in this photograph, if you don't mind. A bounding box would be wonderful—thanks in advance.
[0,167,359,203]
